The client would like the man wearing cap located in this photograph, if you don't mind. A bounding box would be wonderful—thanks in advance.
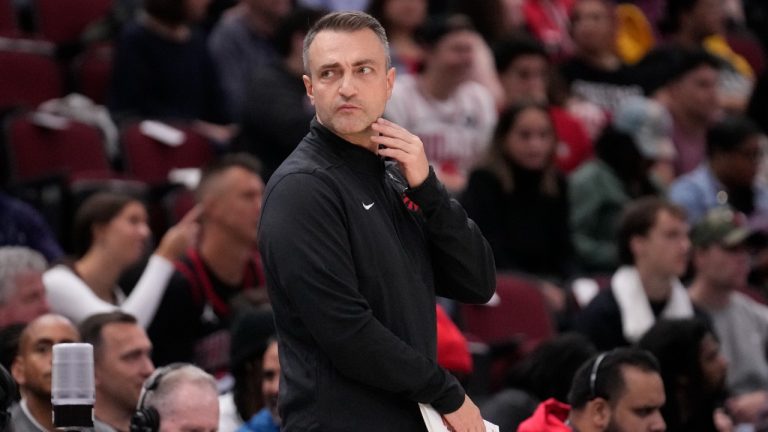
[688,208,768,424]
[569,96,675,274]
[669,115,768,224]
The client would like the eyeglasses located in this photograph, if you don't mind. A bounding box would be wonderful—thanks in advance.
[590,352,608,399]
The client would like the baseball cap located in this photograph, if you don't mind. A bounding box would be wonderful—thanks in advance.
[612,96,676,161]
[690,207,752,249]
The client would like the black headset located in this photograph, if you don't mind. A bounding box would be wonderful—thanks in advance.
[129,363,187,432]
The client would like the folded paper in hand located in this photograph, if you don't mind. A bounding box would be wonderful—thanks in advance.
[419,404,499,432]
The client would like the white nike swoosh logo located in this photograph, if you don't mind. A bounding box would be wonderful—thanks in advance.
[363,202,374,210]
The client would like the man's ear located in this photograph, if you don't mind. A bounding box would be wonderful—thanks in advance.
[11,356,26,387]
[590,398,612,430]
[386,67,396,99]
[303,75,315,106]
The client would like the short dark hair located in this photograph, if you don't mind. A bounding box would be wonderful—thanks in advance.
[79,311,138,359]
[196,153,263,201]
[706,115,763,157]
[303,11,390,74]
[568,347,660,410]
[493,36,548,74]
[617,197,687,265]
[636,46,721,94]
[73,192,144,258]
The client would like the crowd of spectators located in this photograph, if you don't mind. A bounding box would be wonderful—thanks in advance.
[4,0,768,431]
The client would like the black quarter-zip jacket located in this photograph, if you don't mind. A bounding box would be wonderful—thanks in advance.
[258,118,496,431]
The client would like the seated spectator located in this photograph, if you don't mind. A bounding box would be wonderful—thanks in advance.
[569,97,673,275]
[235,7,324,182]
[559,0,644,115]
[658,0,754,112]
[688,208,768,425]
[461,103,573,283]
[80,312,155,432]
[43,192,199,327]
[208,0,292,119]
[518,347,666,432]
[0,193,63,262]
[218,309,275,432]
[669,115,768,223]
[385,14,497,193]
[483,333,596,431]
[638,47,722,175]
[494,36,592,173]
[237,338,280,432]
[109,0,234,144]
[639,319,731,431]
[7,315,105,432]
[522,0,575,60]
[574,197,695,350]
[132,364,219,432]
[0,247,49,328]
[367,0,427,76]
[148,154,267,373]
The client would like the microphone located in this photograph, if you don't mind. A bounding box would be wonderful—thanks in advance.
[51,343,95,430]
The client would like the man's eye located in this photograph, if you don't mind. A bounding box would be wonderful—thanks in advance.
[360,66,372,74]
[320,70,334,78]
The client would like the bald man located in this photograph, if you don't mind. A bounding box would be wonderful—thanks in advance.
[9,314,78,432]
[147,153,268,372]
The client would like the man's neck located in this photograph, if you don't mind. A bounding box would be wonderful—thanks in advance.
[199,230,252,285]
[24,395,55,432]
[317,117,377,151]
[636,264,674,302]
[689,277,732,309]
[94,399,131,432]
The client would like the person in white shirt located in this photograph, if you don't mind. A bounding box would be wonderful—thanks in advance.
[43,192,199,327]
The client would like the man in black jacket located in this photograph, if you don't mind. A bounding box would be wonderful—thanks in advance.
[258,11,496,432]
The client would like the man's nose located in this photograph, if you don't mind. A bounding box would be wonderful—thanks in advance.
[338,73,357,98]
[650,412,667,432]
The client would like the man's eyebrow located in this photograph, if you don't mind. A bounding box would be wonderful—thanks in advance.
[317,62,341,70]
[352,59,376,66]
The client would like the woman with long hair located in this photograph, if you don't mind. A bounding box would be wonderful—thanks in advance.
[461,102,573,282]
[44,192,199,327]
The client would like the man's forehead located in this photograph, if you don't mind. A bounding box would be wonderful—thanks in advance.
[308,29,387,67]
[22,322,78,349]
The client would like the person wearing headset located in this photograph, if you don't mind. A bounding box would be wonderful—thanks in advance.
[130,363,218,432]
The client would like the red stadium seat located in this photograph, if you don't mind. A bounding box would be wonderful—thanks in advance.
[0,49,63,111]
[4,111,113,181]
[0,0,18,37]
[72,43,113,105]
[33,0,113,45]
[120,121,214,185]
[461,273,556,352]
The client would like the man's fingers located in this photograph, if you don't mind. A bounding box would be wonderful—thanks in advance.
[371,135,412,151]
[179,204,203,225]
[371,119,414,141]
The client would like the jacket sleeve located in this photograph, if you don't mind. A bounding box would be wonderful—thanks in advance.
[259,172,466,413]
[407,168,496,304]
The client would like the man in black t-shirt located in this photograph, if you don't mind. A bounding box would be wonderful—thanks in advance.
[147,154,267,373]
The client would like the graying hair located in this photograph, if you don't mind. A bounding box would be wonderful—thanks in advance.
[143,364,218,416]
[302,11,391,75]
[0,247,47,304]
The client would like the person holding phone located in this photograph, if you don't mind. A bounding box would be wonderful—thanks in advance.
[258,11,496,432]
